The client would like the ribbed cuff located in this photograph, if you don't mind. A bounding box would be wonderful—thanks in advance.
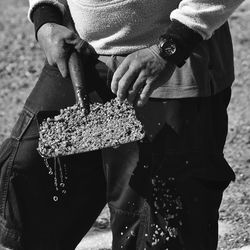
[31,4,63,40]
[161,20,203,67]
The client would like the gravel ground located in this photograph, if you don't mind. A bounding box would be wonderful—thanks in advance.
[0,0,249,249]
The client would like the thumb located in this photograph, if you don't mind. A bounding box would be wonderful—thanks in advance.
[75,39,97,57]
[64,31,79,45]
[74,39,89,52]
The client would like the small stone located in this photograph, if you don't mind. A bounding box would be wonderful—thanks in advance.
[38,98,145,157]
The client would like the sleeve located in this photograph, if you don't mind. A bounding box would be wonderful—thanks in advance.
[28,0,66,22]
[170,0,245,40]
[160,0,244,67]
[159,20,203,67]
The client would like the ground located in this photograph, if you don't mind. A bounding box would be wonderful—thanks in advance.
[0,1,249,249]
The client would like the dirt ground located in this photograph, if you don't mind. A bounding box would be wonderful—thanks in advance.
[0,1,249,249]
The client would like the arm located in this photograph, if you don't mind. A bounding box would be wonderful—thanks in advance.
[111,0,245,106]
[28,0,94,78]
[28,0,66,22]
[156,0,245,67]
[170,0,245,40]
[28,0,69,38]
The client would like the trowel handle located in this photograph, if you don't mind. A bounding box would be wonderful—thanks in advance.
[68,51,90,114]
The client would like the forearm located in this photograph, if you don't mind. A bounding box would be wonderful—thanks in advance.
[170,0,245,40]
[28,0,66,22]
[28,0,244,67]
[28,0,68,40]
[160,0,244,67]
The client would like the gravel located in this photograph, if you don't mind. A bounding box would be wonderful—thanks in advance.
[38,98,145,158]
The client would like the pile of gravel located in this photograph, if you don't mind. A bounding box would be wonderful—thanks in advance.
[38,98,145,158]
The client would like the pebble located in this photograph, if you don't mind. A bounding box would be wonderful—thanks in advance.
[38,98,145,158]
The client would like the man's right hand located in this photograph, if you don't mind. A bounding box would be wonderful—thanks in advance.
[37,23,88,78]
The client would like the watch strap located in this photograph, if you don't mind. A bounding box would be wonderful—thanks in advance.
[160,20,203,67]
[159,36,186,67]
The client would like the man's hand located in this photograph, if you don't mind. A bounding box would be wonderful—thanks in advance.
[111,45,176,107]
[37,23,92,77]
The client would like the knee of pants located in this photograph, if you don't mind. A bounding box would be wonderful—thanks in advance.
[175,178,229,250]
[0,106,107,250]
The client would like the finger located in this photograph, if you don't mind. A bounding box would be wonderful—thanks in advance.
[111,60,129,95]
[74,40,89,54]
[64,33,82,53]
[64,31,78,44]
[57,57,68,78]
[116,67,140,101]
[46,55,54,66]
[127,72,146,104]
[136,80,154,107]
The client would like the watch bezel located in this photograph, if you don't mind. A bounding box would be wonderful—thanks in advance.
[159,38,177,58]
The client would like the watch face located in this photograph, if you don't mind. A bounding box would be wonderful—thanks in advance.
[160,39,177,56]
[164,42,176,56]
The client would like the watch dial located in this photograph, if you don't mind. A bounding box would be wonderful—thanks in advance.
[164,43,176,56]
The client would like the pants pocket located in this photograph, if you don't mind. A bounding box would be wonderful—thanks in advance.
[0,138,23,250]
[0,107,35,250]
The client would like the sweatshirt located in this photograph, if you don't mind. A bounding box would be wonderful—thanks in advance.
[28,0,244,98]
[28,0,244,54]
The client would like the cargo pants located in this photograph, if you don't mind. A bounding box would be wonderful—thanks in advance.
[0,56,235,250]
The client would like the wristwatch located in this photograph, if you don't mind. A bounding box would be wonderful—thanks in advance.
[158,36,185,67]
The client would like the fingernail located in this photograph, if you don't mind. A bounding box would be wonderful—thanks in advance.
[117,92,124,99]
[137,100,143,107]
[110,84,116,94]
[111,87,116,94]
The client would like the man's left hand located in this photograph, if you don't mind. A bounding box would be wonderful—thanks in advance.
[111,45,176,107]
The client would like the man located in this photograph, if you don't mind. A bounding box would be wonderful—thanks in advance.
[0,0,244,249]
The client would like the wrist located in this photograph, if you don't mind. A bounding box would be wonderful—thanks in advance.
[158,20,203,67]
[31,4,63,40]
[37,22,57,42]
[149,45,176,69]
[157,36,187,67]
